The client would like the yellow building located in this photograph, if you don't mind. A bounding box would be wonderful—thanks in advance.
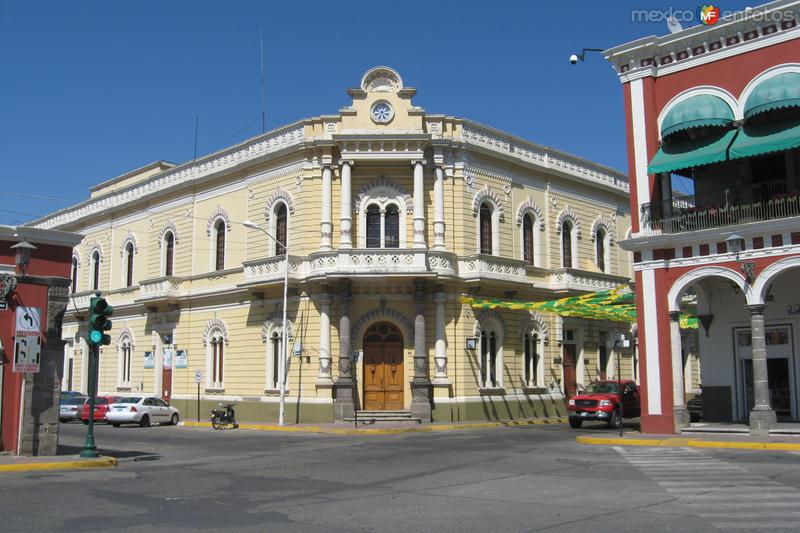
[37,67,638,423]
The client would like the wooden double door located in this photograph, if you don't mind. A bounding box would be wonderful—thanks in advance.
[363,323,404,411]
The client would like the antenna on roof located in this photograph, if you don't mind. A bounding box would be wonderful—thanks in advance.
[260,28,266,134]
[193,115,199,161]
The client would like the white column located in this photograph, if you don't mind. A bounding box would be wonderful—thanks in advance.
[317,291,332,383]
[433,164,445,250]
[669,311,689,431]
[434,290,447,380]
[380,210,386,248]
[412,160,426,249]
[320,165,332,251]
[339,160,353,249]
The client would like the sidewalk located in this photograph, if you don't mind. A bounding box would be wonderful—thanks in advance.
[0,454,118,473]
[577,431,800,451]
[182,416,570,436]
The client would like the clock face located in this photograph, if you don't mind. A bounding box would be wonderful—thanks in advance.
[371,101,394,123]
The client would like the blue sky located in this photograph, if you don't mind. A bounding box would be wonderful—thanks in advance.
[0,0,757,225]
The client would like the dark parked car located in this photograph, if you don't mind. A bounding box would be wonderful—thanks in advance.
[60,390,84,403]
[567,380,641,429]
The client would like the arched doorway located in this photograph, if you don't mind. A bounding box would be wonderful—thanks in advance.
[363,322,404,410]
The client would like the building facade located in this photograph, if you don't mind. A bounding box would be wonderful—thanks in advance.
[605,0,800,434]
[37,67,634,423]
[1,226,82,454]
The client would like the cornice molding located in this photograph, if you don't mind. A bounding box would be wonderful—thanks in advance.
[31,123,306,230]
[605,2,800,81]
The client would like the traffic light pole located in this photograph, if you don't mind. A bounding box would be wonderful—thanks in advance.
[80,344,100,458]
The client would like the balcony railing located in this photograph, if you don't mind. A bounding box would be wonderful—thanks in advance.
[642,179,800,234]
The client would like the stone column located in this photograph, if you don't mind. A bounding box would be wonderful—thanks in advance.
[434,289,447,380]
[339,160,353,249]
[669,311,689,432]
[746,304,777,436]
[433,164,446,250]
[333,280,354,420]
[320,165,332,251]
[317,289,332,384]
[411,160,426,249]
[410,279,432,422]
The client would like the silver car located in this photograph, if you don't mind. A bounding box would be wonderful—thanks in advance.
[106,396,180,427]
[59,397,86,422]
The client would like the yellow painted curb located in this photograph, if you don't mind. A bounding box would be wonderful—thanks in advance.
[182,418,569,436]
[576,435,800,451]
[0,456,118,473]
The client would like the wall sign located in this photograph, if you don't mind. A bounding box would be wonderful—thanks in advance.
[14,335,41,373]
[144,351,154,369]
[175,350,188,368]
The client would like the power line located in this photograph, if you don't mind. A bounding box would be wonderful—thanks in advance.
[3,192,77,204]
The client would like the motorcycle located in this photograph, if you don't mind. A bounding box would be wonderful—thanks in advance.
[211,402,238,430]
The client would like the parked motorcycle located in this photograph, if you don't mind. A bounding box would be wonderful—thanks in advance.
[210,402,238,430]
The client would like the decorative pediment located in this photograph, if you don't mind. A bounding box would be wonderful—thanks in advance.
[351,305,414,345]
[261,317,294,342]
[119,232,139,257]
[265,188,295,220]
[591,215,616,244]
[158,220,179,247]
[556,206,582,238]
[203,318,229,346]
[87,242,104,265]
[355,176,413,214]
[515,196,544,229]
[361,66,403,93]
[473,309,506,337]
[518,312,549,344]
[472,186,505,222]
[116,326,135,348]
[206,206,231,236]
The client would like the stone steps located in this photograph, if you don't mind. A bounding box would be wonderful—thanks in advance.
[344,410,422,423]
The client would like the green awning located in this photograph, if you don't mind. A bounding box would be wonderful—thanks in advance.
[661,94,735,138]
[744,72,800,120]
[728,117,800,160]
[648,129,738,175]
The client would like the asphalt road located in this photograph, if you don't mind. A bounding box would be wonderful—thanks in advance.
[1,421,799,532]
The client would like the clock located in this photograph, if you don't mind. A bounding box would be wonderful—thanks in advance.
[370,100,394,124]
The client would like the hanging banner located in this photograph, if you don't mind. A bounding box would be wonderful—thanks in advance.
[175,350,188,369]
[144,351,154,369]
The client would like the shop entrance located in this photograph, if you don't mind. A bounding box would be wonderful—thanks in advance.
[736,325,796,421]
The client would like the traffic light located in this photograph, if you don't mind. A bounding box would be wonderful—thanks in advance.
[87,293,113,346]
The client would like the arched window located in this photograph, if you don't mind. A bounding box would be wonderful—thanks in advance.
[366,204,381,248]
[523,333,541,387]
[91,251,100,290]
[163,232,175,277]
[479,203,493,255]
[268,332,281,390]
[523,214,534,266]
[275,204,287,256]
[562,221,573,269]
[124,242,134,287]
[71,256,78,293]
[596,228,606,273]
[385,205,399,248]
[480,330,499,388]
[214,220,226,271]
[118,337,132,388]
[208,330,224,389]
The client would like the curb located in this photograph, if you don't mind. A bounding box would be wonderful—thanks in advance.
[576,435,800,451]
[0,456,118,473]
[182,417,569,435]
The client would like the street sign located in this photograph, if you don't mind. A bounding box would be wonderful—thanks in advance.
[194,369,203,383]
[14,335,41,373]
[0,301,7,310]
[15,306,41,336]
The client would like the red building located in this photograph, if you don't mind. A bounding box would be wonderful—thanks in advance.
[1,225,82,454]
[605,1,800,434]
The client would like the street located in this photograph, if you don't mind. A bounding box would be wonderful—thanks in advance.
[1,423,799,532]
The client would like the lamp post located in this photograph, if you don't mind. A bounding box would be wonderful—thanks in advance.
[243,220,289,426]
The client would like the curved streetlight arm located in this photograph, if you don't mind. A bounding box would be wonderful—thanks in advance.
[242,220,289,426]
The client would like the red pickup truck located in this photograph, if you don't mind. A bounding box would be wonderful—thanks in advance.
[567,380,641,429]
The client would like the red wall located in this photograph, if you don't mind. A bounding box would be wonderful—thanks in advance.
[1,240,73,452]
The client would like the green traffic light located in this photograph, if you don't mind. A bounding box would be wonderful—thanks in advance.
[89,330,103,344]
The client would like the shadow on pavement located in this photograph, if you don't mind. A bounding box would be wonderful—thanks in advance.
[57,443,162,461]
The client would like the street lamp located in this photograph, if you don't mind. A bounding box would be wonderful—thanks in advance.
[243,219,289,426]
[11,240,37,274]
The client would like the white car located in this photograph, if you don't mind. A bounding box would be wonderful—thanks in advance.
[106,396,180,427]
